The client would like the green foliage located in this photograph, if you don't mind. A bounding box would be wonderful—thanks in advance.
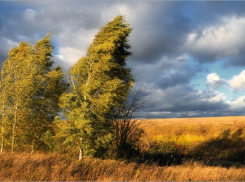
[0,16,141,160]
[0,34,67,152]
[59,15,134,158]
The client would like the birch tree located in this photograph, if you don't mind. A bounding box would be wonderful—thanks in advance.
[25,35,67,152]
[59,15,134,158]
[0,34,66,152]
[0,67,11,153]
[0,41,37,152]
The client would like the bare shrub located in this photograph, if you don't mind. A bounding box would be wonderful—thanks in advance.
[108,89,149,159]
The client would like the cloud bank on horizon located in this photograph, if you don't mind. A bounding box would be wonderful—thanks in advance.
[1,1,245,118]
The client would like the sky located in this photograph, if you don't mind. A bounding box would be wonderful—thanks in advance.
[1,1,245,118]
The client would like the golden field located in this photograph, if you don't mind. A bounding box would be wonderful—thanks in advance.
[0,116,245,181]
[144,116,245,150]
[141,116,245,166]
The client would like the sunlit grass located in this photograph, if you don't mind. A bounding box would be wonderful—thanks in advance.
[143,116,245,144]
[153,134,205,145]
[1,116,245,181]
[1,152,245,181]
[141,116,245,162]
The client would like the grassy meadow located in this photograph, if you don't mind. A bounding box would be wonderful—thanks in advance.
[142,116,245,166]
[1,116,245,181]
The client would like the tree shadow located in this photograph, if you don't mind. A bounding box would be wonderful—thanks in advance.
[190,128,245,167]
[137,142,185,166]
[134,128,245,167]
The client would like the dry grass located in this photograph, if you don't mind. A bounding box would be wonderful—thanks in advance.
[1,116,245,181]
[143,116,245,140]
[142,116,245,148]
[0,152,245,181]
[140,116,245,166]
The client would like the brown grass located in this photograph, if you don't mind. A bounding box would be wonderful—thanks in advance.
[141,116,245,164]
[142,116,245,148]
[143,116,245,140]
[0,152,245,181]
[1,116,245,181]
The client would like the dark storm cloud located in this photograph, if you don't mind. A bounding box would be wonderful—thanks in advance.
[129,55,231,118]
[1,1,245,118]
[0,1,124,64]
[181,2,245,66]
[0,50,7,64]
[225,55,245,67]
[156,71,196,89]
[128,2,192,63]
[128,1,245,66]
[129,55,203,91]
[156,60,202,89]
[2,1,245,66]
[139,84,230,118]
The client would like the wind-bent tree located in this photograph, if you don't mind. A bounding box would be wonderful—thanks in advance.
[0,41,38,153]
[59,15,134,158]
[0,34,66,152]
[25,36,67,152]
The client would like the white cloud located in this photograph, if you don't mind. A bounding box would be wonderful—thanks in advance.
[0,38,19,60]
[4,38,19,48]
[206,73,226,88]
[24,9,37,22]
[58,47,84,67]
[203,69,245,115]
[235,96,245,103]
[208,91,227,103]
[207,73,221,84]
[227,96,245,112]
[206,70,245,92]
[186,16,245,60]
[54,28,99,68]
[228,70,245,92]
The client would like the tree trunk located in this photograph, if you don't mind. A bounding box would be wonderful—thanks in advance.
[79,148,83,160]
[31,144,34,154]
[1,118,4,153]
[79,137,83,160]
[11,105,18,153]
[1,102,4,153]
[0,126,3,153]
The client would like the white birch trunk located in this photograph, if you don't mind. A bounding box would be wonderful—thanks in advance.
[1,102,4,153]
[79,148,82,160]
[1,116,4,153]
[11,105,18,153]
[79,137,83,160]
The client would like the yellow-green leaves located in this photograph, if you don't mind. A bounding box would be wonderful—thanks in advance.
[70,15,133,117]
[0,34,66,152]
[59,15,134,158]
